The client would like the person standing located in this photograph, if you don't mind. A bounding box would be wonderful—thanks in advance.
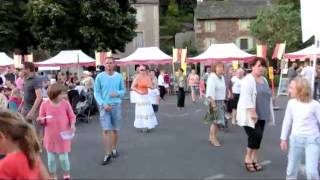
[230,68,245,124]
[150,69,160,113]
[300,61,314,85]
[187,69,200,103]
[237,57,275,172]
[288,62,298,83]
[20,62,43,124]
[280,77,320,180]
[94,58,126,166]
[131,65,158,132]
[175,68,186,110]
[204,62,226,147]
[158,70,166,100]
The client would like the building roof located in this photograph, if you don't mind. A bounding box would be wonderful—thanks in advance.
[195,0,271,20]
[135,0,159,4]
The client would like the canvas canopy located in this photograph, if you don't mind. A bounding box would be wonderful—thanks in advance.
[0,52,13,67]
[189,43,255,63]
[36,50,95,67]
[284,44,320,60]
[116,47,172,65]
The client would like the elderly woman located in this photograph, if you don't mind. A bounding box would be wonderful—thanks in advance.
[204,62,226,147]
[131,65,158,132]
[237,57,275,172]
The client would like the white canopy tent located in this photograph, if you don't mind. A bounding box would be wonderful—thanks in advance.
[116,47,172,65]
[284,44,320,60]
[188,43,256,63]
[0,52,14,67]
[36,50,95,67]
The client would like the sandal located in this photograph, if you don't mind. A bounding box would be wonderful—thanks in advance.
[209,139,221,147]
[253,162,263,171]
[244,162,256,172]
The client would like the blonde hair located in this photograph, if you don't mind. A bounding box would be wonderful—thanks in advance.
[292,77,312,103]
[10,88,21,98]
[0,110,40,169]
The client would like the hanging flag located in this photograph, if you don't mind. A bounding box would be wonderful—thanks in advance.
[13,54,22,68]
[172,48,187,64]
[256,44,267,59]
[24,53,33,63]
[180,48,187,75]
[232,60,239,70]
[95,51,111,66]
[272,43,286,60]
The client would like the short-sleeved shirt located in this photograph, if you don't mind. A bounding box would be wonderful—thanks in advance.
[0,152,41,180]
[23,75,42,112]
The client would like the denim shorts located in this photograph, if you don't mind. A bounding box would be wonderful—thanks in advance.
[99,104,122,131]
[191,86,199,93]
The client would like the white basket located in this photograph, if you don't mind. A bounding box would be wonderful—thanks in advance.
[60,131,75,140]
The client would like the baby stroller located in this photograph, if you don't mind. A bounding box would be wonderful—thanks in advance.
[68,89,93,123]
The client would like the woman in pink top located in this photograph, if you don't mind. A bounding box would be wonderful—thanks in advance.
[15,71,24,91]
[187,69,200,102]
[37,83,76,180]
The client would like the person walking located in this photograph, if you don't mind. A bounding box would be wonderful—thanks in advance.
[158,70,166,100]
[175,68,186,110]
[236,57,275,172]
[187,69,200,103]
[37,83,76,180]
[280,77,320,180]
[204,62,226,147]
[94,58,126,165]
[131,65,158,132]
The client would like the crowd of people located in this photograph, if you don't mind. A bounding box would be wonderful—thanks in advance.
[1,57,320,180]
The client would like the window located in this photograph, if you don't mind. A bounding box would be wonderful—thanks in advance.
[239,19,250,31]
[136,6,144,22]
[134,32,144,48]
[205,38,216,48]
[205,20,216,32]
[240,38,248,50]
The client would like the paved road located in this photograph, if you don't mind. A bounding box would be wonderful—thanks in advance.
[46,95,290,179]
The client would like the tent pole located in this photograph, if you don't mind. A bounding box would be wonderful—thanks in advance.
[311,38,318,94]
[77,53,80,80]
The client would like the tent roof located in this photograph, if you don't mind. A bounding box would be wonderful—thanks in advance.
[284,44,320,60]
[0,52,13,67]
[36,50,95,67]
[189,43,255,63]
[116,47,172,65]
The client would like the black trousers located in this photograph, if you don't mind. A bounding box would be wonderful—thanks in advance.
[152,104,159,113]
[159,85,166,99]
[243,120,265,149]
[177,87,185,108]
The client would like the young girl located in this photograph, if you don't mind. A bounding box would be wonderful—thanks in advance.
[199,78,206,99]
[37,83,76,180]
[0,110,50,179]
[280,77,320,180]
[8,88,22,112]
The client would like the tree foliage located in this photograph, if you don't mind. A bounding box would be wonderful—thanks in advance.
[250,3,301,53]
[0,0,35,53]
[28,0,137,54]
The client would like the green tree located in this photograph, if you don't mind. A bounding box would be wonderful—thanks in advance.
[28,0,137,54]
[0,0,35,53]
[250,3,301,53]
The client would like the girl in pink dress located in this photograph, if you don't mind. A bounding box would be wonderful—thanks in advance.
[37,83,76,180]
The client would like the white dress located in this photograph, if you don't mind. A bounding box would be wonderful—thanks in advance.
[134,93,158,129]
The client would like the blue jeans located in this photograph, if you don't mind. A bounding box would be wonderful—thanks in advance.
[287,135,320,180]
[99,104,122,131]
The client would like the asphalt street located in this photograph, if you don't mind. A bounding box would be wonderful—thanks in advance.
[44,94,291,179]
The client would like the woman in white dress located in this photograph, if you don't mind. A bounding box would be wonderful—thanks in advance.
[131,65,158,132]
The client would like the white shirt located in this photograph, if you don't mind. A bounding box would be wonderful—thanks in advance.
[206,73,226,101]
[280,99,320,140]
[158,74,165,86]
[301,66,315,85]
[231,76,242,94]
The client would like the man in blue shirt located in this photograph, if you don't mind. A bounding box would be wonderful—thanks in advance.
[94,58,125,166]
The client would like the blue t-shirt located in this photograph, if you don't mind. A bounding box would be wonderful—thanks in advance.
[94,71,125,106]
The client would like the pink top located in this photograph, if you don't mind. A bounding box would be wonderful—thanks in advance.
[39,99,76,153]
[9,96,22,108]
[15,77,24,91]
[199,80,205,92]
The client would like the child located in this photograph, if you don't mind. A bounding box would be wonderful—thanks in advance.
[0,110,50,179]
[199,78,206,99]
[280,77,320,180]
[37,83,76,180]
[0,87,7,110]
[8,88,22,112]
